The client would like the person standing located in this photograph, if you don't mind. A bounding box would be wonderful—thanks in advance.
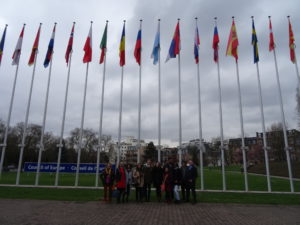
[173,163,182,203]
[100,163,114,202]
[181,161,187,201]
[143,159,153,202]
[125,164,133,202]
[163,167,173,203]
[115,162,127,203]
[185,160,198,204]
[133,163,144,203]
[152,162,164,202]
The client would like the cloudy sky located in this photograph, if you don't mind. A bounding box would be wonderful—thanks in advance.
[0,0,299,147]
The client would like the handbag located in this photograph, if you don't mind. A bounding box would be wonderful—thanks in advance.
[112,189,120,198]
[161,183,165,192]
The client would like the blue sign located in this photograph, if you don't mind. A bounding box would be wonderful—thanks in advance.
[23,162,113,173]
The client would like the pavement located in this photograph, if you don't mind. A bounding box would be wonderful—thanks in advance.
[0,199,300,225]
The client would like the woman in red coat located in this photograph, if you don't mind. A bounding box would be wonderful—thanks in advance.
[116,162,127,203]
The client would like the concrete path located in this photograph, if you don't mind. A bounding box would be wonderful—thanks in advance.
[0,199,300,225]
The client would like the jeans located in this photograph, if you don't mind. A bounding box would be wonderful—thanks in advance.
[186,182,196,203]
[135,186,143,202]
[143,183,151,201]
[117,188,126,203]
[125,184,131,201]
[173,184,180,201]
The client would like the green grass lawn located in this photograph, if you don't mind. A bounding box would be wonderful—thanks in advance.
[0,186,299,205]
[1,170,299,192]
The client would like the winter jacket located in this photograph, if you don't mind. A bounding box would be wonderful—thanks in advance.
[152,166,164,186]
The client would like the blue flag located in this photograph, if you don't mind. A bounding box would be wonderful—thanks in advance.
[252,20,259,63]
[44,24,56,68]
[0,25,8,65]
[151,22,160,65]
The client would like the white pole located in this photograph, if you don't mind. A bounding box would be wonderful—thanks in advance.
[295,60,300,83]
[272,47,294,192]
[117,20,125,167]
[158,19,161,163]
[235,60,248,191]
[117,67,124,167]
[75,62,89,187]
[195,18,204,190]
[177,19,182,167]
[55,22,74,186]
[96,21,108,187]
[16,23,41,185]
[35,23,56,186]
[137,19,142,164]
[255,62,271,192]
[0,63,21,178]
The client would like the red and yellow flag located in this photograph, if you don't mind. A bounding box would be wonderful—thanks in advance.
[28,24,41,66]
[288,18,296,63]
[119,23,125,67]
[226,20,239,61]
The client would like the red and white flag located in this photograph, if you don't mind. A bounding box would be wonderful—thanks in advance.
[269,18,275,52]
[12,25,25,65]
[83,23,92,63]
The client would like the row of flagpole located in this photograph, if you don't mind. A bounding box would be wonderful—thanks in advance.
[0,16,299,192]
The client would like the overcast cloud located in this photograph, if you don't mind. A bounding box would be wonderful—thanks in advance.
[0,0,299,147]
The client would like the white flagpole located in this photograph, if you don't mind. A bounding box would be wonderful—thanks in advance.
[177,19,182,167]
[195,17,204,190]
[231,17,248,191]
[95,20,108,187]
[235,60,248,191]
[16,23,42,185]
[75,62,90,187]
[0,23,25,178]
[158,19,161,163]
[117,20,126,167]
[35,23,56,186]
[75,21,92,187]
[137,19,142,164]
[251,16,271,192]
[55,23,75,186]
[269,16,294,192]
[214,17,226,191]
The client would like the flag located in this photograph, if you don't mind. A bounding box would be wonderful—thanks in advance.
[269,19,275,52]
[0,25,8,65]
[99,23,107,64]
[119,23,125,67]
[83,23,92,63]
[134,29,142,65]
[212,25,220,63]
[28,25,41,66]
[65,23,74,65]
[288,19,296,63]
[194,25,200,64]
[43,24,56,68]
[12,25,25,66]
[151,22,160,65]
[252,20,259,63]
[226,20,239,61]
[166,21,180,62]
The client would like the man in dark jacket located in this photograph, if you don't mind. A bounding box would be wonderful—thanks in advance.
[180,161,187,201]
[185,160,198,204]
[152,162,164,202]
[143,159,153,201]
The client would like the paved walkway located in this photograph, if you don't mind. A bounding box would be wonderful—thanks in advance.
[0,199,300,225]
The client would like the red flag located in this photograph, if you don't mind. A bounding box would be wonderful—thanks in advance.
[83,23,92,63]
[288,18,296,63]
[134,29,142,65]
[269,19,275,52]
[28,24,41,66]
[65,23,75,65]
[226,20,239,61]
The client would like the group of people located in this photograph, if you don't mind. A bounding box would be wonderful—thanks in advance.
[100,159,198,204]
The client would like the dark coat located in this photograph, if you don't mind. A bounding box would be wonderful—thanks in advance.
[152,166,164,186]
[101,167,115,186]
[186,165,198,185]
[173,166,182,185]
[143,165,153,184]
